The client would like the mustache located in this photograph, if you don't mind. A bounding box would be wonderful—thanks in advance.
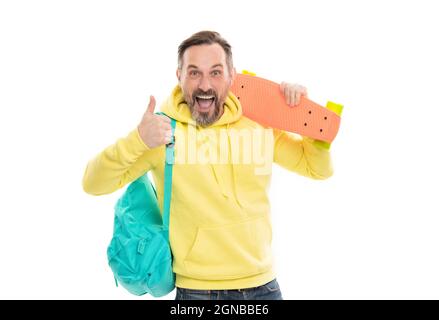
[191,89,218,102]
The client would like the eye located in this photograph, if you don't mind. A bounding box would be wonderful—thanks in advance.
[189,70,199,77]
[211,70,222,77]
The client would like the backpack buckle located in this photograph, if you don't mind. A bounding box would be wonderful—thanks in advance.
[166,137,175,164]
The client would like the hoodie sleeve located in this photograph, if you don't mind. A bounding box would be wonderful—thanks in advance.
[82,128,163,195]
[273,128,333,180]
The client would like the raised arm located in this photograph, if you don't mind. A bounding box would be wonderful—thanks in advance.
[82,96,172,195]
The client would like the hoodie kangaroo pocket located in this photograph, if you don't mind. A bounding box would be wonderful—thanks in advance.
[183,216,272,280]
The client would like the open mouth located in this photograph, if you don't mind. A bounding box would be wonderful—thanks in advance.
[195,95,215,112]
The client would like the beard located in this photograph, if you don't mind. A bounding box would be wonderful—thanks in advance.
[184,88,226,127]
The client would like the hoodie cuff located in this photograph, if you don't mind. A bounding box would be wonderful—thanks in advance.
[311,139,332,150]
[131,127,151,152]
[304,137,331,151]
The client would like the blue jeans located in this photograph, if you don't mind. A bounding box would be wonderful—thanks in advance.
[175,279,283,300]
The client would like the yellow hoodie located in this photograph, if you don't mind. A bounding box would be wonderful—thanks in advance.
[82,85,333,290]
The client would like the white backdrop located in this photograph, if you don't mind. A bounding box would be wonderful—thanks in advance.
[1,0,438,299]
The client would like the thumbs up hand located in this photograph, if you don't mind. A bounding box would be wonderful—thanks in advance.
[137,95,172,148]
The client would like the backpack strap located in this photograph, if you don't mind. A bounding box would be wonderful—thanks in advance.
[157,113,176,241]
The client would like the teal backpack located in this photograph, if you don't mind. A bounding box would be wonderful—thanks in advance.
[107,116,176,297]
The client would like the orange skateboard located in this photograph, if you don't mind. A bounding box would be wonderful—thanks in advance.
[230,72,343,143]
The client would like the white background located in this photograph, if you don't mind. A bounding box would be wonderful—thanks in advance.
[1,0,438,299]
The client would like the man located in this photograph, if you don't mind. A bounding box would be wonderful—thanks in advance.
[82,31,333,300]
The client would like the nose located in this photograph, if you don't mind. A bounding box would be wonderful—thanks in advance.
[198,75,212,92]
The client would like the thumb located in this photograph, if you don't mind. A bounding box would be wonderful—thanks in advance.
[146,95,156,114]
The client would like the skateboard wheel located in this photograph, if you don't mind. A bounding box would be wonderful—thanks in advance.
[242,70,256,76]
[326,101,344,116]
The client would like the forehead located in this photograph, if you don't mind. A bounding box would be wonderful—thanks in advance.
[182,43,227,68]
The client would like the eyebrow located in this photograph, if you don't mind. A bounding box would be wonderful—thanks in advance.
[187,63,224,70]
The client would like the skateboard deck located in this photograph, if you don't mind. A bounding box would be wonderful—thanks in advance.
[230,72,343,143]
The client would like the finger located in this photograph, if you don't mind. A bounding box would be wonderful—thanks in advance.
[290,85,296,107]
[284,86,292,106]
[157,114,171,123]
[294,90,302,106]
[146,95,156,114]
[280,82,286,92]
[163,131,173,144]
[303,87,308,98]
[160,121,172,131]
[157,129,171,145]
[285,87,293,106]
[280,82,290,105]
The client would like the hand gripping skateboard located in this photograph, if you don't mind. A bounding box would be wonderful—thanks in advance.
[230,71,343,145]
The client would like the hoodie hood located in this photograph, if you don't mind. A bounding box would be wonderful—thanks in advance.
[160,85,242,126]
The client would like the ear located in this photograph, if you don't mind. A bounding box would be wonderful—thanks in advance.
[176,68,181,83]
[229,67,237,86]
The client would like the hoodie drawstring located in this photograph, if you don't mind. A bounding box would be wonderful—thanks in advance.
[227,122,243,208]
[209,122,243,207]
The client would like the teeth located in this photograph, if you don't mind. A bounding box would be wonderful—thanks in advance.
[196,95,214,99]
